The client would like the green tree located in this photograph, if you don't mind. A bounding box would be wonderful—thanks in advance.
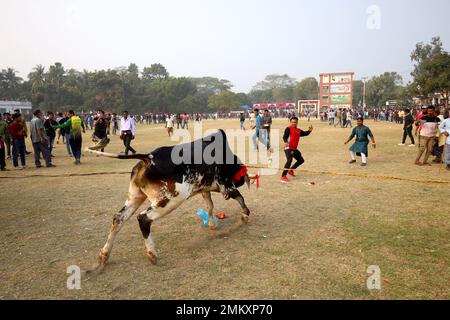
[208,91,243,111]
[352,80,364,107]
[413,52,450,108]
[253,74,296,91]
[142,63,169,81]
[293,77,319,101]
[366,72,403,107]
[0,68,23,100]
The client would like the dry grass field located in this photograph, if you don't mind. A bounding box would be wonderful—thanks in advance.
[0,118,449,299]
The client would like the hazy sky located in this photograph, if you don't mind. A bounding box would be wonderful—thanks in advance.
[1,0,449,92]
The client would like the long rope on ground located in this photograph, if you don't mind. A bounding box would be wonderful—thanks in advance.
[1,163,449,184]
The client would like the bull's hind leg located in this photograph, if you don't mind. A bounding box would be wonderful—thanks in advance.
[228,189,250,223]
[202,191,216,230]
[96,183,146,269]
[137,190,190,265]
[137,211,158,265]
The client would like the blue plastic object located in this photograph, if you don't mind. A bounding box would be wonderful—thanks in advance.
[196,209,219,227]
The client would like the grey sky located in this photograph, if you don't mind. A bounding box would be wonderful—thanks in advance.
[1,0,449,92]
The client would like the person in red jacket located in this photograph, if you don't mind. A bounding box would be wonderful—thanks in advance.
[280,116,313,183]
[8,113,27,169]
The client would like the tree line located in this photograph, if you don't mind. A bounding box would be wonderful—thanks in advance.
[0,37,448,113]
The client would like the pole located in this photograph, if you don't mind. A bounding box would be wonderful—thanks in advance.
[362,77,368,119]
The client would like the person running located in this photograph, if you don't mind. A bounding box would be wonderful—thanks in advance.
[57,112,73,157]
[53,110,85,165]
[89,110,110,152]
[398,109,415,146]
[344,117,376,167]
[120,111,136,155]
[415,106,440,166]
[280,116,313,183]
[30,109,54,168]
[7,113,27,170]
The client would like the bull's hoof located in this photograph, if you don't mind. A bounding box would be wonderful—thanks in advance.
[241,215,249,224]
[147,251,158,265]
[97,250,109,265]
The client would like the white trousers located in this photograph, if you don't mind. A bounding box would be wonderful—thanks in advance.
[350,151,367,163]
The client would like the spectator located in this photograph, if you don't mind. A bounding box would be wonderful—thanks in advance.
[44,111,58,156]
[398,109,415,147]
[7,113,27,170]
[415,106,440,166]
[0,115,8,170]
[439,110,450,171]
[2,113,12,160]
[30,109,54,168]
[13,109,31,155]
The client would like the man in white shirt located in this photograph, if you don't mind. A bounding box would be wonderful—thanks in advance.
[120,111,136,155]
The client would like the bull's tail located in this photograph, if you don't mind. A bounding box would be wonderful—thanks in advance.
[85,149,153,164]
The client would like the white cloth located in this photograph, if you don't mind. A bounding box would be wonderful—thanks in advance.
[350,151,367,163]
[120,116,136,135]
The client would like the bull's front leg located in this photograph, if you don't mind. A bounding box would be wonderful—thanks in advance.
[227,189,250,223]
[218,184,232,200]
[202,191,216,230]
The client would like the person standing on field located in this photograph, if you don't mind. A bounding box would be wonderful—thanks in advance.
[30,109,54,168]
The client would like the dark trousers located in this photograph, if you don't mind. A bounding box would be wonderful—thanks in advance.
[12,139,26,167]
[69,138,82,161]
[282,149,304,176]
[0,143,5,169]
[122,132,136,155]
[5,137,11,157]
[402,127,415,145]
[32,141,52,167]
[48,136,55,155]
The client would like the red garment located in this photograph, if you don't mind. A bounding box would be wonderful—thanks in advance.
[8,121,25,140]
[288,126,302,150]
[232,165,248,183]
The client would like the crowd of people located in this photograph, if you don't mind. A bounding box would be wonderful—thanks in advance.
[0,105,449,173]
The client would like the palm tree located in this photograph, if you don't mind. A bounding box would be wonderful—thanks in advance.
[0,68,22,99]
[28,64,46,93]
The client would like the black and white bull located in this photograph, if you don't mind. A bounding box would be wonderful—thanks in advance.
[92,130,252,270]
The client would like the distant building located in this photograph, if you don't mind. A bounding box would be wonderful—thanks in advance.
[0,101,32,116]
[319,72,354,111]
